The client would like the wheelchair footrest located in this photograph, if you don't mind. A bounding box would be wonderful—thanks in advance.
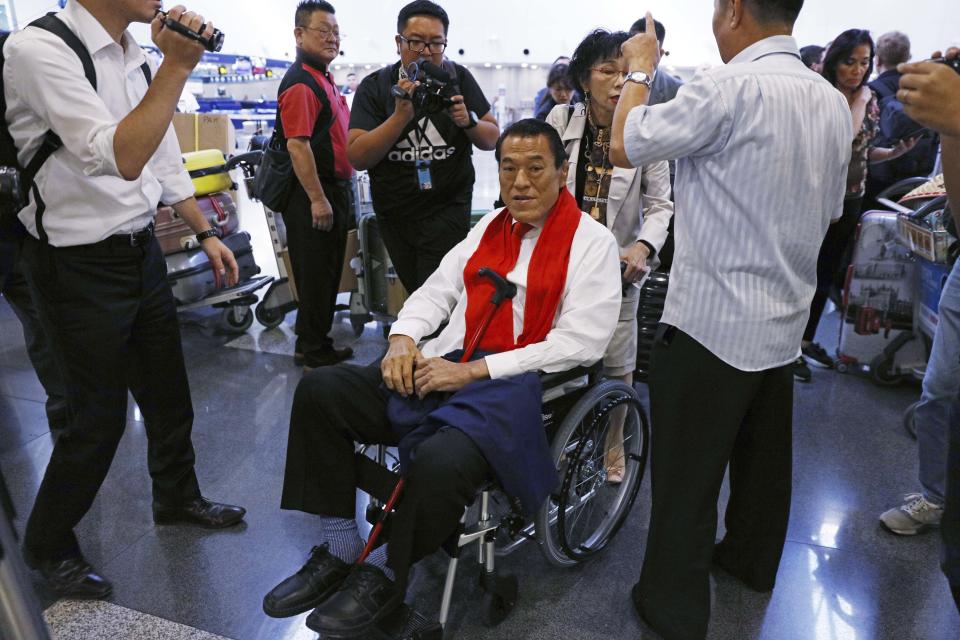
[478,572,518,627]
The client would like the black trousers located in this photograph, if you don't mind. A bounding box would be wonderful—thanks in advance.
[1,239,68,429]
[637,327,793,640]
[803,197,863,342]
[282,179,350,361]
[19,234,200,562]
[377,202,470,294]
[280,362,490,589]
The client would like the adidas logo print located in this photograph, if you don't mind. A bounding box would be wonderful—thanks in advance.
[388,118,457,162]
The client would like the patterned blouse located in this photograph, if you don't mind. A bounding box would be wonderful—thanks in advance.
[846,90,880,198]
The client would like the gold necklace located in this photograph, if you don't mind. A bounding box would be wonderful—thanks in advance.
[584,105,612,222]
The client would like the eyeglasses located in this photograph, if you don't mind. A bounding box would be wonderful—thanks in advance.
[301,26,344,40]
[590,67,627,80]
[398,35,447,54]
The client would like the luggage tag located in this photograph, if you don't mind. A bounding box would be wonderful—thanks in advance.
[416,158,433,191]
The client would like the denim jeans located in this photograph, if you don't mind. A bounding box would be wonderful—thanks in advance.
[917,259,960,506]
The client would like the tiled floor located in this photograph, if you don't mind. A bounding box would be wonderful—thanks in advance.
[2,297,959,640]
[1,149,959,638]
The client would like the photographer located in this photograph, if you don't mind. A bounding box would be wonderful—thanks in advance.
[897,46,960,611]
[347,0,498,293]
[3,1,245,599]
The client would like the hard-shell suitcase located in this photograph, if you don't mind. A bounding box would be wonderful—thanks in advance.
[357,212,407,317]
[182,149,234,196]
[155,192,240,255]
[635,270,669,382]
[836,211,925,384]
[165,231,260,304]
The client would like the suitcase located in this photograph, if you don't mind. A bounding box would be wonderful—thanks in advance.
[357,212,407,317]
[155,192,240,255]
[836,211,925,384]
[635,270,669,382]
[182,149,234,196]
[165,231,260,304]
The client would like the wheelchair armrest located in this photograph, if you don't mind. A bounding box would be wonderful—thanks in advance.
[540,362,601,403]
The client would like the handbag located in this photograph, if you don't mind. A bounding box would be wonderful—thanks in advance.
[253,130,295,212]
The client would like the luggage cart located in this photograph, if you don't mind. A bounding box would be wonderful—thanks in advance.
[166,152,273,334]
[893,192,954,438]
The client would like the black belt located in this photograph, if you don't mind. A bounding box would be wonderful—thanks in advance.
[104,222,155,248]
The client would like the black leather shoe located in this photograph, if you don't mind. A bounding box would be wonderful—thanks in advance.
[302,347,354,371]
[712,543,775,592]
[153,496,246,529]
[31,555,113,600]
[262,544,351,618]
[305,564,403,637]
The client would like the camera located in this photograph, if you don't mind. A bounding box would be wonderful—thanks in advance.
[156,10,225,53]
[0,167,23,212]
[935,56,960,75]
[407,61,459,115]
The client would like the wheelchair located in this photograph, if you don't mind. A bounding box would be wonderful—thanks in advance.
[352,364,650,639]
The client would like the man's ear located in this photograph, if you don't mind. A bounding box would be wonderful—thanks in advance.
[729,0,744,30]
[295,26,303,48]
[558,159,570,186]
[395,35,402,56]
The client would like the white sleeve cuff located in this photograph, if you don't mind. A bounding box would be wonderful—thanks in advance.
[388,320,429,345]
[160,169,197,206]
[483,351,522,380]
[85,124,122,178]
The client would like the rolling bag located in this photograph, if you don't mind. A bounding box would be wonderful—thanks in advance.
[182,149,234,196]
[635,271,669,382]
[836,211,925,385]
[155,192,240,255]
[165,231,260,304]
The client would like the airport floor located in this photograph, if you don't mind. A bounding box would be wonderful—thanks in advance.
[2,294,960,640]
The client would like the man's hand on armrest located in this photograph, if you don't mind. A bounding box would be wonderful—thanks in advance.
[414,358,489,399]
[382,335,423,397]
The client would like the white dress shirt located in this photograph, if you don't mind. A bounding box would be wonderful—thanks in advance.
[389,207,622,379]
[3,1,194,247]
[623,36,852,371]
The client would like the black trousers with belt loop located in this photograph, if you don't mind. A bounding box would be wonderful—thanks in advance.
[19,233,200,563]
[635,325,793,640]
[280,362,491,590]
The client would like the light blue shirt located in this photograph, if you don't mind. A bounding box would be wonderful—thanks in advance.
[624,35,852,371]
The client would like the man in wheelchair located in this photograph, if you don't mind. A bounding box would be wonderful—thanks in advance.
[264,119,622,637]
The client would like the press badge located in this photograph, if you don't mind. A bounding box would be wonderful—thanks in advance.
[416,158,433,191]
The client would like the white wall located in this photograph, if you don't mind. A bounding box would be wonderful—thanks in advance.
[11,0,960,67]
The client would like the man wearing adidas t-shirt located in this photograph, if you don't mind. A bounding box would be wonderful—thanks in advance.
[347,0,499,293]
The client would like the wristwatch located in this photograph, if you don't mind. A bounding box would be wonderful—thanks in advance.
[195,228,221,244]
[624,70,655,88]
[461,110,479,130]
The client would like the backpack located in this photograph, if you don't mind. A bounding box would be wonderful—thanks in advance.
[0,14,152,240]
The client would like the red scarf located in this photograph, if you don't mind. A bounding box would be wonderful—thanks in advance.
[463,188,582,354]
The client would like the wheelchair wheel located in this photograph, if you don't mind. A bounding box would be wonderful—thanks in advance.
[535,379,648,567]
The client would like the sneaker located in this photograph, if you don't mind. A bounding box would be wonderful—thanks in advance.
[802,342,834,369]
[879,493,943,535]
[792,357,811,383]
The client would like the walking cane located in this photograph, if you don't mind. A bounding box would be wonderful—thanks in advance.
[357,267,517,564]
